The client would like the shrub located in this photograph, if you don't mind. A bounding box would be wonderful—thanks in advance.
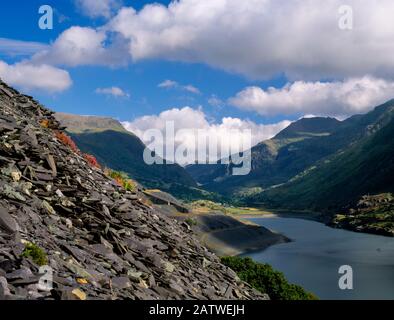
[105,169,136,192]
[83,153,101,169]
[22,242,48,266]
[185,218,198,226]
[40,119,50,128]
[221,256,318,300]
[55,131,79,154]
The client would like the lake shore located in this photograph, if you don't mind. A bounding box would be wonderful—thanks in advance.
[192,213,290,257]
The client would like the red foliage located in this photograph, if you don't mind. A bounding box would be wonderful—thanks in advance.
[83,153,101,169]
[55,131,79,154]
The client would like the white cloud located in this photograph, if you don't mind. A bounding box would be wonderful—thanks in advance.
[95,86,129,98]
[32,26,128,67]
[158,79,200,94]
[75,0,122,19]
[122,107,290,163]
[158,79,178,89]
[183,85,200,94]
[229,76,394,118]
[0,38,49,57]
[0,60,72,93]
[108,0,394,80]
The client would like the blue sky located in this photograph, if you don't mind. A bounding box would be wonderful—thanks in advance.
[0,0,287,124]
[1,0,394,146]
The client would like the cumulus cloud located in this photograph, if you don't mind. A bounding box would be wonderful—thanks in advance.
[0,60,72,93]
[32,26,128,67]
[75,0,122,19]
[122,107,291,163]
[95,86,129,98]
[108,0,394,80]
[229,76,394,118]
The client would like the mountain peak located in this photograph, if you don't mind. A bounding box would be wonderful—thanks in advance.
[55,112,129,134]
[274,117,342,139]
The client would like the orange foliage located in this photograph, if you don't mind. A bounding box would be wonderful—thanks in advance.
[55,131,79,154]
[40,119,50,128]
[83,153,101,169]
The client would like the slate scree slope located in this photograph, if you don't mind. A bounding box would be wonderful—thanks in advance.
[0,79,265,300]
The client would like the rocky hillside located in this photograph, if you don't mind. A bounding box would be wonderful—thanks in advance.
[0,80,265,300]
[330,194,394,237]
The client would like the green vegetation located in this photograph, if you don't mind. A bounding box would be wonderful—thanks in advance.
[191,200,229,213]
[166,184,227,203]
[330,193,394,236]
[221,256,317,300]
[105,169,136,192]
[22,242,48,266]
[190,200,271,216]
[185,218,198,226]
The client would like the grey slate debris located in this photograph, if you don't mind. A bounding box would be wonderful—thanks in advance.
[0,79,268,300]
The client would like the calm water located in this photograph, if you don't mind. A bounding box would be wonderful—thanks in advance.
[243,217,394,300]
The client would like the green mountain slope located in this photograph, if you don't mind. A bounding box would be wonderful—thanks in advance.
[70,130,197,188]
[250,102,394,213]
[187,101,394,202]
[55,113,197,191]
[187,117,348,195]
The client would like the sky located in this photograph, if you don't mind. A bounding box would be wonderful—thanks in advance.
[1,0,394,157]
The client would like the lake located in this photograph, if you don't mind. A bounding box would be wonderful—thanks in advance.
[243,216,394,300]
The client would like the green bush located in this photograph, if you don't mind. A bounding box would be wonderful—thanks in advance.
[185,218,198,226]
[105,169,136,192]
[22,242,48,266]
[221,256,317,300]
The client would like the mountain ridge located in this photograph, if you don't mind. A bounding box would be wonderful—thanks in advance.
[187,100,394,202]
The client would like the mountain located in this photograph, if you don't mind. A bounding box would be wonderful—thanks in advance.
[250,101,394,213]
[187,117,348,196]
[187,101,394,236]
[274,117,343,139]
[55,112,128,133]
[0,79,265,300]
[55,113,201,197]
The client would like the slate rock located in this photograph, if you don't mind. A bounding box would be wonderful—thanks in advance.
[0,205,18,233]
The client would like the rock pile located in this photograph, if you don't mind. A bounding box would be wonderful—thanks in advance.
[0,79,267,300]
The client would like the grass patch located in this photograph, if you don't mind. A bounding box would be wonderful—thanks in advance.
[22,242,48,266]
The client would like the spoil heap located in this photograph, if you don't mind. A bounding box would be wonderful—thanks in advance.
[0,80,266,300]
